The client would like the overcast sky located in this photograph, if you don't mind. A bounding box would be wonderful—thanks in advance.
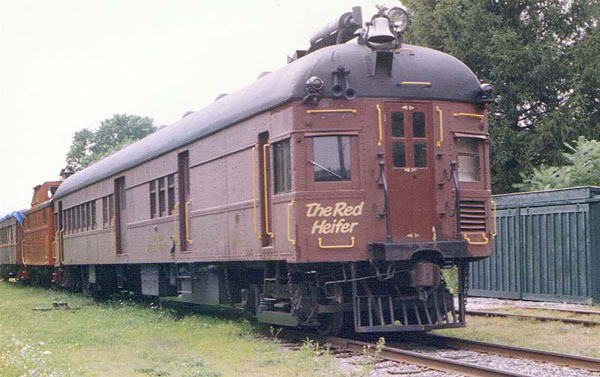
[0,0,397,216]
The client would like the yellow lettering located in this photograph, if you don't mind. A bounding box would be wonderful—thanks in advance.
[343,205,353,216]
[340,222,351,233]
[306,203,319,217]
[333,202,347,217]
[311,219,326,234]
[352,202,365,216]
[320,206,333,217]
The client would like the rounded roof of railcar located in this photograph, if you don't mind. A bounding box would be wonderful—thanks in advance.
[54,42,482,199]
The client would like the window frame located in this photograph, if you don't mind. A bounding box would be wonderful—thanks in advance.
[455,134,487,188]
[305,133,360,191]
[273,138,292,194]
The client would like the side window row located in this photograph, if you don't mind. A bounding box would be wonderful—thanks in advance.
[149,173,176,219]
[0,226,14,245]
[63,199,98,235]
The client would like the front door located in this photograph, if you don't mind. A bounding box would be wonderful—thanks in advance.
[384,103,435,241]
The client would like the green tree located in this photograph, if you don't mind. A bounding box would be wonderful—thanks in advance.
[402,0,600,193]
[515,137,600,191]
[65,114,155,172]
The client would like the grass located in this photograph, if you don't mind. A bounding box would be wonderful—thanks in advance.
[435,315,600,358]
[0,282,343,377]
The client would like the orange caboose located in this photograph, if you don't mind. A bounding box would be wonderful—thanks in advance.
[20,181,61,282]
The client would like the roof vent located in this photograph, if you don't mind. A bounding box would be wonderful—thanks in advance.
[214,93,228,101]
[182,111,194,118]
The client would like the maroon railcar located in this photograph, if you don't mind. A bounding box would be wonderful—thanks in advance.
[50,7,494,334]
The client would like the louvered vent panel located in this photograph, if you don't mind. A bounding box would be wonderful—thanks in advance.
[459,200,487,232]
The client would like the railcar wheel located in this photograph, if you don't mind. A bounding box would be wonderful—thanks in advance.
[315,284,344,336]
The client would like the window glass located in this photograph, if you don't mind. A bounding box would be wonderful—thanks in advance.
[392,112,404,137]
[91,201,96,229]
[82,204,87,230]
[168,174,176,215]
[150,181,157,218]
[414,142,427,167]
[457,138,481,182]
[103,197,108,228]
[392,142,406,167]
[158,179,166,216]
[274,139,292,193]
[312,136,352,182]
[413,112,426,137]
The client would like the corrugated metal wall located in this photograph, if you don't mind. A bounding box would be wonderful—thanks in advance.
[469,187,600,304]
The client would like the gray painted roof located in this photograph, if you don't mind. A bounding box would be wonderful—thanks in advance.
[54,42,482,199]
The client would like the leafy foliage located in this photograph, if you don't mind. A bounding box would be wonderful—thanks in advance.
[515,137,600,191]
[65,114,155,172]
[402,0,600,193]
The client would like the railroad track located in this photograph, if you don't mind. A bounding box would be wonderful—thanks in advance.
[520,305,600,316]
[283,330,600,376]
[424,334,600,372]
[467,310,600,327]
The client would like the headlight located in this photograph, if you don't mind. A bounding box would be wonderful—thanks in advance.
[387,7,409,33]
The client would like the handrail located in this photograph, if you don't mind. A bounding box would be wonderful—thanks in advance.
[52,239,57,264]
[463,232,489,245]
[378,161,392,243]
[53,230,58,265]
[491,200,498,239]
[450,161,461,240]
[21,242,27,266]
[185,199,193,245]
[318,236,355,249]
[287,200,296,245]
[263,143,274,238]
[59,229,64,265]
[45,235,49,263]
[453,112,484,120]
[376,104,383,147]
[436,106,443,147]
[251,145,261,240]
[397,81,431,87]
[305,109,357,114]
[173,203,180,246]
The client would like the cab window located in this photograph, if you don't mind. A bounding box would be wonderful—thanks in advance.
[457,138,481,182]
[310,136,352,182]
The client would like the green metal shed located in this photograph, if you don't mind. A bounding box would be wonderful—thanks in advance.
[469,186,600,304]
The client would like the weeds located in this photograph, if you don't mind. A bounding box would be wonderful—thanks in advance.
[0,282,342,376]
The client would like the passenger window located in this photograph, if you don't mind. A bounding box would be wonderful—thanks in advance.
[274,139,292,193]
[311,136,352,182]
[457,138,481,182]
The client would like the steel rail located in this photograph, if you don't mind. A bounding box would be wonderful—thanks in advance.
[520,306,600,316]
[283,331,528,377]
[425,334,600,372]
[467,310,600,327]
